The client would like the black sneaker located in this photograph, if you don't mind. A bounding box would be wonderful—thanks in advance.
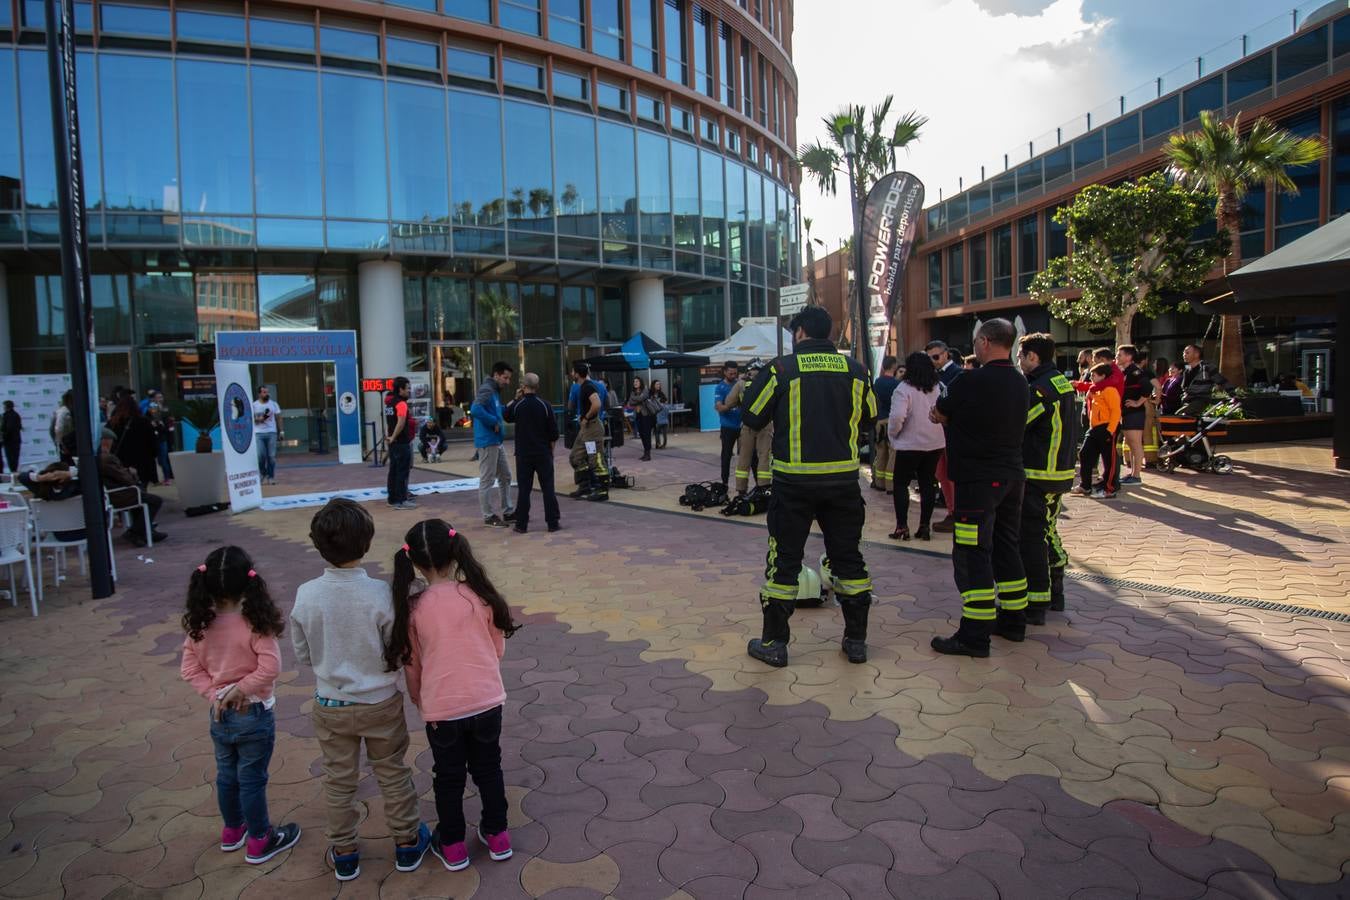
[502,510,516,522]
[930,634,990,658]
[547,523,562,533]
[327,846,360,881]
[394,823,433,873]
[245,823,302,864]
[747,639,788,667]
[484,515,507,527]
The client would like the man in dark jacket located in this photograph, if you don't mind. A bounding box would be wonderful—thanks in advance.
[929,319,1029,657]
[1179,344,1229,416]
[503,372,560,534]
[1,401,21,475]
[1017,333,1076,626]
[740,306,876,668]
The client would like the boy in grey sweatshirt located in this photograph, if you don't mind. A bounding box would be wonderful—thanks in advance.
[291,498,431,881]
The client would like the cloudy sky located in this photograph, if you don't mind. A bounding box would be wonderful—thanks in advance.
[792,0,1296,247]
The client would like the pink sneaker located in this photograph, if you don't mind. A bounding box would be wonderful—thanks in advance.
[220,825,247,852]
[477,826,513,861]
[431,839,470,872]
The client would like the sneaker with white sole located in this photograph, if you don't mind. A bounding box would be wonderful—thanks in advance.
[477,826,513,861]
[245,823,301,864]
[394,823,433,873]
[220,825,247,852]
[430,830,470,871]
[327,846,360,881]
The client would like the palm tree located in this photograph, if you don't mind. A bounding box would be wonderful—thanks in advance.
[803,217,819,306]
[1163,111,1326,386]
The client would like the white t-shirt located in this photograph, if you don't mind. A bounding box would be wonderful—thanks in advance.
[252,400,281,434]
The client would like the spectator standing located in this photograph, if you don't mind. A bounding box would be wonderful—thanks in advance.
[1117,345,1157,485]
[926,342,962,533]
[471,362,517,528]
[651,380,670,449]
[148,393,176,485]
[51,390,75,462]
[1179,344,1229,415]
[109,394,159,485]
[626,376,657,461]
[503,372,561,534]
[871,356,901,494]
[1159,362,1185,415]
[713,362,742,489]
[252,387,282,486]
[886,352,945,541]
[385,378,417,510]
[929,319,1030,658]
[1076,364,1122,499]
[567,362,609,501]
[731,362,773,496]
[1,401,21,475]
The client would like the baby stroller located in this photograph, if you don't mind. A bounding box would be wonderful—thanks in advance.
[1156,399,1239,475]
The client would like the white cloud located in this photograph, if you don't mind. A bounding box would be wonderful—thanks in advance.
[794,0,1118,248]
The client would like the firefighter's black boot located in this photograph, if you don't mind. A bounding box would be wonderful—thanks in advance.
[1049,568,1066,611]
[931,617,993,658]
[747,597,793,668]
[838,594,871,664]
[993,607,1026,642]
[1025,603,1048,626]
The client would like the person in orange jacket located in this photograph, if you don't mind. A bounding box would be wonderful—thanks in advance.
[1074,363,1122,499]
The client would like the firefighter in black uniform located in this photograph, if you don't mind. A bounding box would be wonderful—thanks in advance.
[1017,332,1076,624]
[740,306,876,668]
[929,319,1030,657]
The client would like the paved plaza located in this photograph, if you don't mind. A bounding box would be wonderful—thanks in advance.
[1,433,1348,898]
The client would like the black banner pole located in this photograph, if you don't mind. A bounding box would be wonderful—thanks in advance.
[44,0,114,599]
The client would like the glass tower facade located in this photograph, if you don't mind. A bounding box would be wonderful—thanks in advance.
[0,0,800,437]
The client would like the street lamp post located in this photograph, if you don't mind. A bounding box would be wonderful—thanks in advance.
[841,124,868,370]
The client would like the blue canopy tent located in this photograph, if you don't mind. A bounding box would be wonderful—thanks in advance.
[579,332,710,371]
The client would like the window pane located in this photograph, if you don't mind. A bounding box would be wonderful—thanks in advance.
[599,121,637,244]
[390,82,448,223]
[554,70,589,101]
[427,278,473,340]
[725,162,746,265]
[445,0,490,23]
[504,101,554,252]
[968,186,991,217]
[992,172,1015,205]
[1043,147,1070,183]
[100,55,176,211]
[554,110,598,238]
[448,47,495,80]
[91,275,132,345]
[927,252,942,309]
[597,82,628,111]
[632,0,659,72]
[993,224,1012,296]
[549,0,585,48]
[1183,75,1223,121]
[1276,112,1320,227]
[1047,207,1068,261]
[196,272,258,342]
[692,6,712,97]
[1073,130,1104,169]
[387,37,438,70]
[1105,114,1138,156]
[317,274,356,329]
[0,50,21,210]
[477,282,520,340]
[503,59,544,91]
[665,0,687,85]
[701,149,724,263]
[522,282,559,338]
[1141,96,1179,139]
[1015,160,1041,197]
[101,4,170,37]
[1334,96,1350,217]
[746,170,764,266]
[323,74,387,220]
[947,243,963,305]
[1227,52,1272,103]
[450,91,504,227]
[178,60,251,214]
[593,0,624,61]
[250,18,314,52]
[1017,213,1038,293]
[252,66,321,216]
[321,27,379,60]
[258,274,317,331]
[1277,26,1327,83]
[178,10,245,43]
[638,130,671,246]
[135,274,197,344]
[969,234,987,302]
[562,285,596,340]
[672,140,699,251]
[501,0,542,35]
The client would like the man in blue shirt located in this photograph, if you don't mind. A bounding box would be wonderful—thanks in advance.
[713,362,743,488]
[471,361,517,526]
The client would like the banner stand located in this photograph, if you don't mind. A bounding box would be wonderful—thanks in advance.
[215,360,262,512]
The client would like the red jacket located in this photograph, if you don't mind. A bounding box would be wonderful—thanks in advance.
[1074,362,1125,398]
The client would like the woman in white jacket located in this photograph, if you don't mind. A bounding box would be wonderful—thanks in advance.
[887,351,947,541]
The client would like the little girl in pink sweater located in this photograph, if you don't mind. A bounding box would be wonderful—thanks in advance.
[180,546,301,866]
[383,519,519,872]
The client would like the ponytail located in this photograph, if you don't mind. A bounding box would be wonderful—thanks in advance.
[183,546,283,641]
[450,535,519,639]
[385,536,421,672]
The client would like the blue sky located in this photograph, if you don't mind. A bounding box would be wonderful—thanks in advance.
[794,0,1311,245]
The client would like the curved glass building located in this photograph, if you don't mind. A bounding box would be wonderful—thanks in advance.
[0,0,800,446]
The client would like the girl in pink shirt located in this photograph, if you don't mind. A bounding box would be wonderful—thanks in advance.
[180,546,301,866]
[384,519,519,873]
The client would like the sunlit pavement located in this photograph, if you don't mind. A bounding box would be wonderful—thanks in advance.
[1,434,1347,898]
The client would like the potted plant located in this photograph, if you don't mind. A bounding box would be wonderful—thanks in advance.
[174,399,220,453]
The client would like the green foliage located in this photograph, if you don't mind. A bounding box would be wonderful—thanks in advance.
[1164,111,1327,210]
[173,398,219,432]
[798,96,927,204]
[1029,173,1228,340]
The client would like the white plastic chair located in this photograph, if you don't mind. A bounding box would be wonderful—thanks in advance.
[30,497,117,604]
[107,485,153,548]
[0,506,36,616]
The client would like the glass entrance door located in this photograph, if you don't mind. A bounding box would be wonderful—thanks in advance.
[430,343,476,440]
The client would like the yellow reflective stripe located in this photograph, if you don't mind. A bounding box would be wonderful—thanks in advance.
[961,589,996,601]
[761,583,798,600]
[953,523,979,537]
[1047,402,1063,474]
[748,373,777,416]
[771,459,860,475]
[955,535,979,547]
[865,382,877,419]
[1027,591,1052,604]
[789,379,802,464]
[962,609,998,621]
[837,577,872,588]
[1000,596,1028,610]
[998,578,1028,591]
[1025,467,1076,480]
[848,378,864,465]
[1027,404,1045,425]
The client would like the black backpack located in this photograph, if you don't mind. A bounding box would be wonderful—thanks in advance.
[720,485,771,516]
[679,481,728,512]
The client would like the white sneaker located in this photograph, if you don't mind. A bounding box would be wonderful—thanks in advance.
[1089,489,1107,499]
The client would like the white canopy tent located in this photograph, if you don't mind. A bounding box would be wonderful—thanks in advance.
[695,317,793,364]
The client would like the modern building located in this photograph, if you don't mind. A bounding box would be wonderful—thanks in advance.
[0,0,801,450]
[902,3,1348,393]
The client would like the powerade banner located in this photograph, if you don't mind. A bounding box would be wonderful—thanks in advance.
[214,360,262,513]
[861,172,924,376]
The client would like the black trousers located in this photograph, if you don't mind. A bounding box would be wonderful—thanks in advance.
[892,449,942,529]
[515,452,559,529]
[636,414,654,454]
[1,439,18,474]
[1019,486,1067,610]
[719,427,740,485]
[425,706,508,842]
[762,478,871,603]
[387,442,412,505]
[1079,425,1118,493]
[952,478,1027,637]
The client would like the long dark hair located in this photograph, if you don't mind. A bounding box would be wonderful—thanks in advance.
[183,546,285,642]
[385,518,519,671]
[902,351,937,393]
[108,395,142,430]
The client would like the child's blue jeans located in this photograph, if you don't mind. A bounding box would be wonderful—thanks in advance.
[210,703,275,838]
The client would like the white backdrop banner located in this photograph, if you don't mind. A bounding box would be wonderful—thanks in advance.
[215,360,262,512]
[0,374,73,469]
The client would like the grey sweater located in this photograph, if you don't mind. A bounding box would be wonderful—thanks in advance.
[291,566,400,704]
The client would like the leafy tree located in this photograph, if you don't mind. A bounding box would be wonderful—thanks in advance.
[1163,111,1326,385]
[1029,173,1227,347]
